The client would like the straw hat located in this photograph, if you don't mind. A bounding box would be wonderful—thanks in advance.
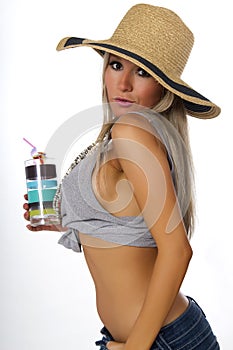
[57,4,220,119]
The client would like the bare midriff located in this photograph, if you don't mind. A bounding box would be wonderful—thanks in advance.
[80,234,189,343]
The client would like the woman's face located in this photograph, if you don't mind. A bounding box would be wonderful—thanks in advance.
[104,54,163,116]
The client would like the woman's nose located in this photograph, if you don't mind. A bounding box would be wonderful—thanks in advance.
[118,71,133,92]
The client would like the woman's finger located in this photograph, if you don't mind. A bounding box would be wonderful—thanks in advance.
[106,341,125,349]
[23,209,30,221]
[23,202,29,210]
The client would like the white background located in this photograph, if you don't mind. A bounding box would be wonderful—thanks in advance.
[1,0,232,349]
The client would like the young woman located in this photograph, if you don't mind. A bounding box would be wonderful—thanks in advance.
[23,4,221,349]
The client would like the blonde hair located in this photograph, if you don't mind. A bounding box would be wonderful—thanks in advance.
[96,53,195,238]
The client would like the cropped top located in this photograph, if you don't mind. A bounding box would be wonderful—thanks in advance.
[58,112,175,253]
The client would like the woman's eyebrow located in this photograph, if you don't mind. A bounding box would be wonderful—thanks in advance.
[109,54,122,60]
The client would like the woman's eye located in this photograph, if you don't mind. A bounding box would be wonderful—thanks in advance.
[137,68,151,78]
[109,61,122,70]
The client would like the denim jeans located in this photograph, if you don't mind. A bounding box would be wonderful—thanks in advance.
[95,297,220,349]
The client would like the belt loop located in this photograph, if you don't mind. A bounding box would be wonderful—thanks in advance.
[155,334,172,350]
[187,296,206,318]
[95,327,114,349]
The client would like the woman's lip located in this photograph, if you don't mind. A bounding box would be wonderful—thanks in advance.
[113,97,135,107]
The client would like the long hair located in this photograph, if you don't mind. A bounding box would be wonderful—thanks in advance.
[96,53,195,238]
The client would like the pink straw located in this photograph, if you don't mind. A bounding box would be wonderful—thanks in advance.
[23,137,36,148]
[23,137,37,156]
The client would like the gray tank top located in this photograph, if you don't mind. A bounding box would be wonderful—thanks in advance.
[58,112,175,253]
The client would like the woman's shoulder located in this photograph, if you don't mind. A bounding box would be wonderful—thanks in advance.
[111,111,167,156]
[112,111,157,134]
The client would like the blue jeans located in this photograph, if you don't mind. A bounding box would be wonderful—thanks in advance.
[95,297,220,349]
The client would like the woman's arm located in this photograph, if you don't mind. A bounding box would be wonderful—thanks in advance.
[111,114,193,350]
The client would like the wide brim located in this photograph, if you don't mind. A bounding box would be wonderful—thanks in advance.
[57,36,221,119]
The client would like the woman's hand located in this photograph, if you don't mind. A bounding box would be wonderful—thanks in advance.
[23,194,66,232]
[106,341,126,350]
